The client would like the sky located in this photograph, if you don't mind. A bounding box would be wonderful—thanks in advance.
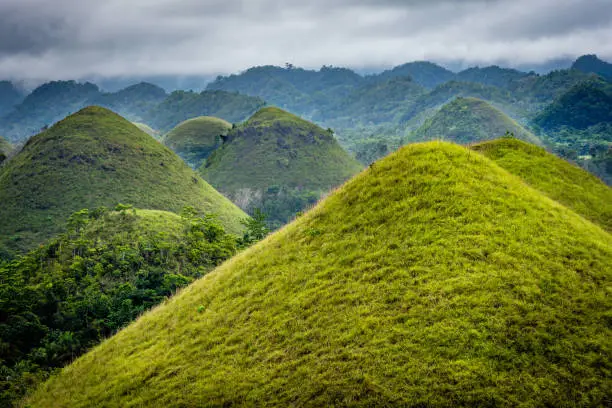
[0,0,611,81]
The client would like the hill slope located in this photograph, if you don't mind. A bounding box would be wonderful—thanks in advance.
[471,138,612,232]
[163,116,232,168]
[0,106,246,256]
[0,136,12,164]
[571,54,612,81]
[200,107,362,227]
[410,97,541,145]
[30,141,612,407]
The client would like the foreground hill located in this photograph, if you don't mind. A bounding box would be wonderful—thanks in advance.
[30,141,611,407]
[0,136,12,164]
[410,97,541,145]
[200,107,362,227]
[163,116,232,168]
[0,106,246,256]
[471,138,612,232]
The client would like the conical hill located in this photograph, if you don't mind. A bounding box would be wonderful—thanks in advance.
[199,107,363,227]
[163,116,232,168]
[0,106,246,256]
[411,97,542,145]
[472,138,612,232]
[29,141,611,407]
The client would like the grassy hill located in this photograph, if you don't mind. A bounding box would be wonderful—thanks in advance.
[0,207,243,406]
[0,106,246,256]
[163,116,232,168]
[29,141,611,407]
[471,138,612,232]
[410,97,541,145]
[0,136,12,164]
[200,107,363,227]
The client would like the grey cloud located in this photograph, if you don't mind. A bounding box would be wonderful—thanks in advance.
[0,0,609,80]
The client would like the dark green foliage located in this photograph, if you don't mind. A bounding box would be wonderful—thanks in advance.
[533,81,612,131]
[508,69,595,102]
[145,90,266,132]
[0,106,247,256]
[410,97,541,145]
[571,54,612,81]
[199,107,362,227]
[0,207,240,406]
[238,209,270,246]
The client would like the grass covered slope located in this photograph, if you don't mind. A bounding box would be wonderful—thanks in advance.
[200,107,363,226]
[410,97,541,145]
[472,138,612,232]
[31,142,611,407]
[163,116,232,168]
[0,106,246,255]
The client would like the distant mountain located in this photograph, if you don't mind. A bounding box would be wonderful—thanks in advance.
[508,69,595,103]
[533,80,612,131]
[572,54,612,81]
[372,61,455,88]
[0,81,25,117]
[29,141,612,408]
[410,97,541,145]
[0,106,247,256]
[144,90,265,132]
[472,138,612,232]
[92,82,167,121]
[0,80,100,141]
[456,66,533,89]
[318,76,426,128]
[200,107,362,227]
[163,116,232,168]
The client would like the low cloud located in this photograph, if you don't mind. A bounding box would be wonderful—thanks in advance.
[0,0,609,80]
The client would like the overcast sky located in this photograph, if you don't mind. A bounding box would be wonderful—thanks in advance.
[0,0,611,81]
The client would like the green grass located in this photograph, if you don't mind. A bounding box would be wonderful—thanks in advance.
[471,138,612,232]
[163,116,232,168]
[29,141,612,407]
[0,106,247,256]
[410,97,542,145]
[199,107,363,225]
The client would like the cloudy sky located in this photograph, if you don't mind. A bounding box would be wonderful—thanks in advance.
[1,0,611,81]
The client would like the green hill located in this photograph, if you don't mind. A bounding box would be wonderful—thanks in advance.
[0,207,243,406]
[0,136,12,164]
[163,116,232,168]
[29,141,612,407]
[456,66,533,89]
[373,61,456,88]
[0,106,246,256]
[471,138,612,232]
[199,107,363,227]
[410,97,541,145]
